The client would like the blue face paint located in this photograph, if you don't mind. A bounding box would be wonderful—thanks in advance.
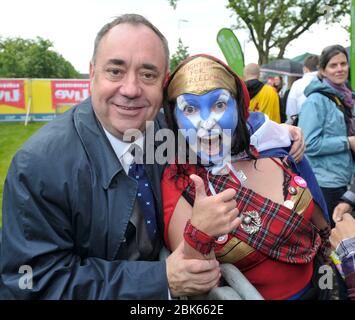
[174,88,238,164]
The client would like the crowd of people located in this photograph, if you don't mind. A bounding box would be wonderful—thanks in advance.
[244,44,355,300]
[0,13,354,300]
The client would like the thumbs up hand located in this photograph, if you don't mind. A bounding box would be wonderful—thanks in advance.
[189,174,242,237]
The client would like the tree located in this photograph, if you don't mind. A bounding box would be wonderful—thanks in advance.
[170,38,189,72]
[227,0,350,65]
[168,0,350,65]
[0,37,81,78]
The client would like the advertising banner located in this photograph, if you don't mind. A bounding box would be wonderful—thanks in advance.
[0,79,25,108]
[217,28,245,77]
[51,80,90,108]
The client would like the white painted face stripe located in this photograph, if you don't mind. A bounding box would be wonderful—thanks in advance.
[202,89,230,126]
[176,95,200,128]
[176,95,188,111]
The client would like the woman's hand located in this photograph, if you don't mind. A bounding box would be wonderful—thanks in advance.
[330,213,355,249]
[189,174,242,237]
[333,202,353,223]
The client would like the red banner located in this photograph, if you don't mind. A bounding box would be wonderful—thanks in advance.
[0,80,25,108]
[51,80,90,108]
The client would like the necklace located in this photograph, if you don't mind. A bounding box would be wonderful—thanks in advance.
[207,161,247,196]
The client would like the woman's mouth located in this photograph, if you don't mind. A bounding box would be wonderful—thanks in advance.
[198,134,222,156]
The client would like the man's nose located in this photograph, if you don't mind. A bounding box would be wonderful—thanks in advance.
[119,73,142,98]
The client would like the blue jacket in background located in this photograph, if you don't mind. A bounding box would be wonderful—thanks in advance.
[298,77,353,188]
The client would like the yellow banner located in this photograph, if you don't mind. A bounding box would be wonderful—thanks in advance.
[0,79,90,121]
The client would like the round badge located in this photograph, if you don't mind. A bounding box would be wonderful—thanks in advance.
[283,200,295,210]
[293,176,307,188]
[288,186,297,195]
[215,234,228,244]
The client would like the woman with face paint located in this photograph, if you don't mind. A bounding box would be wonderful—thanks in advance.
[161,54,332,300]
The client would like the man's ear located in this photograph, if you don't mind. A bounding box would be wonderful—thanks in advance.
[89,62,95,80]
[89,62,95,93]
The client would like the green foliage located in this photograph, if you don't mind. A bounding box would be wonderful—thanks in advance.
[0,122,46,226]
[227,0,350,64]
[0,37,80,78]
[170,38,189,72]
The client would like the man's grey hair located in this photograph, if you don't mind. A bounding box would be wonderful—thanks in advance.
[91,13,170,71]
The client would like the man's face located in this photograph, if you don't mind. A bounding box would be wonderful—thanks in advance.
[90,23,167,138]
[174,89,239,164]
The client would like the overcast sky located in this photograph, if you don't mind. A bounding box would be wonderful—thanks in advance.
[0,0,350,73]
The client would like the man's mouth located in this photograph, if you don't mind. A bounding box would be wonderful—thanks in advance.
[113,104,146,116]
[115,104,144,110]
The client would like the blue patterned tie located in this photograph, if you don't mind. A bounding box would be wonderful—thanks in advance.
[128,163,157,241]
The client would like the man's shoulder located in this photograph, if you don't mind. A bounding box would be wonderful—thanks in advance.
[14,106,90,172]
[22,108,78,154]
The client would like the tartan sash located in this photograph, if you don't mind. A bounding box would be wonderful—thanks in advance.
[184,168,321,264]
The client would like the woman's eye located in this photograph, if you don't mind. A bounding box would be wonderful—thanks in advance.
[214,101,227,112]
[183,105,196,115]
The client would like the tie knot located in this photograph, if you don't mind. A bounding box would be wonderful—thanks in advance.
[127,144,143,164]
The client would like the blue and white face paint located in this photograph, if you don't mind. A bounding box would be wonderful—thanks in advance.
[175,88,238,165]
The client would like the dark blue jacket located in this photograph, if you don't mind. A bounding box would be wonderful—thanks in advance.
[0,98,168,299]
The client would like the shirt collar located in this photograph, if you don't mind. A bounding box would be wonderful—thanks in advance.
[103,128,145,173]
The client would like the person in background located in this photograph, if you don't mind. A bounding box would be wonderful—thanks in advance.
[244,63,281,123]
[298,45,355,227]
[286,55,320,125]
[272,75,284,94]
[281,76,301,123]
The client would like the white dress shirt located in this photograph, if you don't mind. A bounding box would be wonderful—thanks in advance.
[286,71,318,123]
[103,128,144,174]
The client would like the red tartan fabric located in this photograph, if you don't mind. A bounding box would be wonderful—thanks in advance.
[184,167,321,264]
[184,220,216,254]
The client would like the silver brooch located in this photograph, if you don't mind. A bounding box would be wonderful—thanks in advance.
[241,210,262,235]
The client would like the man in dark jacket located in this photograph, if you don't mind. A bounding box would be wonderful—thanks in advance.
[0,14,221,299]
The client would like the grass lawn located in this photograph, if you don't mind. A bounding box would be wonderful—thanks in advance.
[0,122,46,226]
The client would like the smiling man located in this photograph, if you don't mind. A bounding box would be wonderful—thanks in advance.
[0,14,222,299]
